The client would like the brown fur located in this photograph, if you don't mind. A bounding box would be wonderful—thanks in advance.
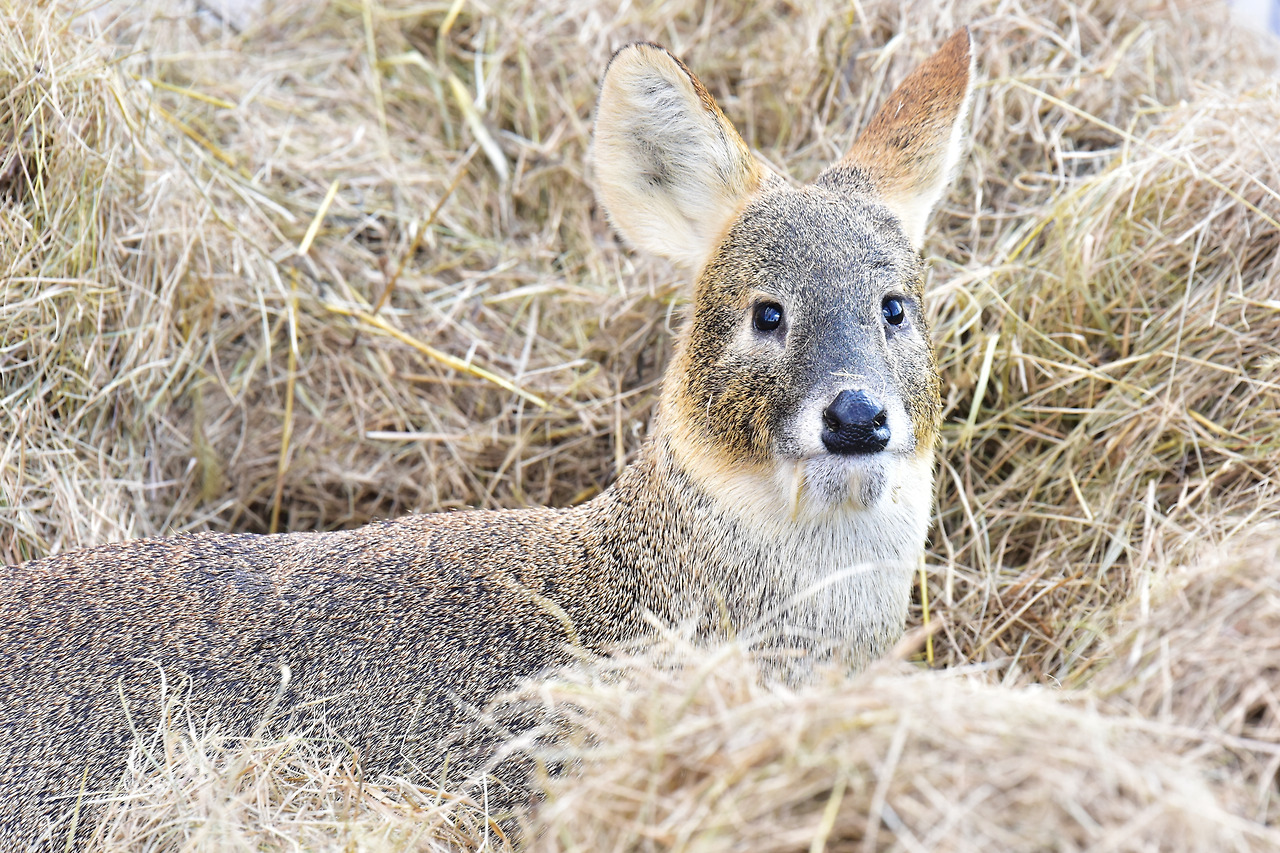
[0,31,973,848]
[833,28,975,247]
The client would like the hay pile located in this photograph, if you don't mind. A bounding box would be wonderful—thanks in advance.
[1097,525,1280,826]
[3,0,1280,848]
[524,638,1278,852]
[920,5,1280,679]
[95,729,503,851]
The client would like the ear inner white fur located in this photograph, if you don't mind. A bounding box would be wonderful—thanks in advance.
[592,43,763,270]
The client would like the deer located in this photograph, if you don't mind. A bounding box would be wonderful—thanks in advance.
[0,29,974,848]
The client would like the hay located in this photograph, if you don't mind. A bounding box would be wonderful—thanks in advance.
[1097,525,1280,826]
[93,725,508,851]
[918,4,1280,679]
[4,0,1278,674]
[82,624,1280,852]
[521,637,1279,852]
[4,0,1280,847]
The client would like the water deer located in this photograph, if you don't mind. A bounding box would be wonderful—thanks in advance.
[0,29,974,847]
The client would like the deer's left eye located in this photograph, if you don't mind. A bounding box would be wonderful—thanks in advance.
[753,301,784,332]
[882,296,906,326]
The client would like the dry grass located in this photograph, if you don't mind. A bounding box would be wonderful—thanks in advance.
[94,728,507,851]
[523,637,1279,852]
[1096,524,1280,827]
[3,0,1280,848]
[921,6,1280,680]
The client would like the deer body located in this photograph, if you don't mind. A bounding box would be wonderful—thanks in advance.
[0,31,974,848]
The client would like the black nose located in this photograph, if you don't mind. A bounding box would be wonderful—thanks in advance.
[821,389,890,455]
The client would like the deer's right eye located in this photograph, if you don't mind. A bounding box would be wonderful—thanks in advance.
[752,302,784,332]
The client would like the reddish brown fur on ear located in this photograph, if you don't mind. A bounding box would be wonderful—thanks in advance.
[822,28,974,248]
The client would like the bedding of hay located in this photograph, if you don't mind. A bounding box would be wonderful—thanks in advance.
[3,0,1280,848]
[94,729,505,851]
[524,637,1279,853]
[1096,525,1280,827]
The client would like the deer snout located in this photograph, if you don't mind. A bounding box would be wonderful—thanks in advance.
[821,389,890,455]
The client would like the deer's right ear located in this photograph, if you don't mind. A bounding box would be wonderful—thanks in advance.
[592,43,763,271]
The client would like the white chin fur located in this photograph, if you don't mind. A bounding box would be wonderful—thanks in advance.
[665,438,936,669]
[687,448,931,533]
[692,448,935,667]
[793,454,889,513]
[663,422,934,555]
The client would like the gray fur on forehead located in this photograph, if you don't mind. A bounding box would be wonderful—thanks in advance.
[714,186,919,291]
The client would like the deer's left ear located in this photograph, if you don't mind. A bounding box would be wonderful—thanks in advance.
[820,28,975,249]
